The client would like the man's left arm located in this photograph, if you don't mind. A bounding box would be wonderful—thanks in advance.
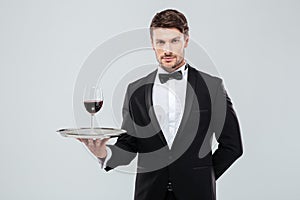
[212,80,243,180]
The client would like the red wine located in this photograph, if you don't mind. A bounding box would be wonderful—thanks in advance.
[84,100,103,114]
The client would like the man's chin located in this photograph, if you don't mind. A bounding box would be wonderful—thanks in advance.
[161,61,176,68]
[160,64,176,72]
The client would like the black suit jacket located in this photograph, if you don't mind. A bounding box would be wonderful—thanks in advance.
[105,64,243,200]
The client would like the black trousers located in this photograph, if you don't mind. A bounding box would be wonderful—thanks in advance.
[165,191,177,200]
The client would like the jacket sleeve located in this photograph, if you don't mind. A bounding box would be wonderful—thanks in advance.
[105,84,138,171]
[212,80,243,180]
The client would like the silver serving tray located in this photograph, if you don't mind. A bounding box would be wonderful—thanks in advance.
[57,127,126,139]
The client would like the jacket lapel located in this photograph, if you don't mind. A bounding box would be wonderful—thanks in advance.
[144,69,168,146]
[171,65,198,150]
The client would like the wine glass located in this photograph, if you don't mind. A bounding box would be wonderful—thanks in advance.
[83,85,103,130]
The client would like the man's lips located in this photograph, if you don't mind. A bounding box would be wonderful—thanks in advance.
[162,56,175,62]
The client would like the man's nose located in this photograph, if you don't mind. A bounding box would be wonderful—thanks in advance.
[163,43,173,54]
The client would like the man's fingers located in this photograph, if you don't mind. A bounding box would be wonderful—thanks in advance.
[95,138,109,146]
[88,139,94,146]
[95,139,101,147]
[101,138,110,144]
[78,138,109,154]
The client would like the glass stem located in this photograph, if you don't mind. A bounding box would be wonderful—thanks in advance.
[91,114,94,129]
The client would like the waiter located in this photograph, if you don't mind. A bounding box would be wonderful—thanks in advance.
[79,9,243,200]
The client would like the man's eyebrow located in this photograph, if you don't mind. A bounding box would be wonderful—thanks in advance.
[171,36,181,40]
[155,36,181,41]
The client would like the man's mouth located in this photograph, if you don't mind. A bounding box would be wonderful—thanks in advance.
[162,56,175,62]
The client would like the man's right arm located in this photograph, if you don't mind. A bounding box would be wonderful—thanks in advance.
[103,84,138,171]
[79,84,138,171]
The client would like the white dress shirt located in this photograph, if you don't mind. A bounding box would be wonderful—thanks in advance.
[153,63,188,148]
[99,63,188,167]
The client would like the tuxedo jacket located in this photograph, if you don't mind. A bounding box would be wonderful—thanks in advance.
[105,64,243,200]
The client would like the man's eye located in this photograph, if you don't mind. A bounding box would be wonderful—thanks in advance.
[172,39,180,43]
[156,41,165,45]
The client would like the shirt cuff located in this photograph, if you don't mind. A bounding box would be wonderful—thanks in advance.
[97,146,112,169]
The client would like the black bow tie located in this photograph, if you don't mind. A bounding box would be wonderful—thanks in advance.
[159,71,183,84]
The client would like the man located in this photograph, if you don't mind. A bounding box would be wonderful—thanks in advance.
[79,9,243,200]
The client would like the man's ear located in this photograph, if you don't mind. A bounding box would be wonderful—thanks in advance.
[184,35,189,48]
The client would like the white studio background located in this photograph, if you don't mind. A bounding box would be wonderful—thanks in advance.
[1,0,299,199]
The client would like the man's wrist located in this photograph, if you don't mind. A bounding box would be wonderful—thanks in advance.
[98,147,112,169]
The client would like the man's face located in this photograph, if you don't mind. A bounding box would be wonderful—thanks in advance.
[151,28,189,73]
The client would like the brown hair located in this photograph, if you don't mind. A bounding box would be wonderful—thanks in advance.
[150,9,189,37]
